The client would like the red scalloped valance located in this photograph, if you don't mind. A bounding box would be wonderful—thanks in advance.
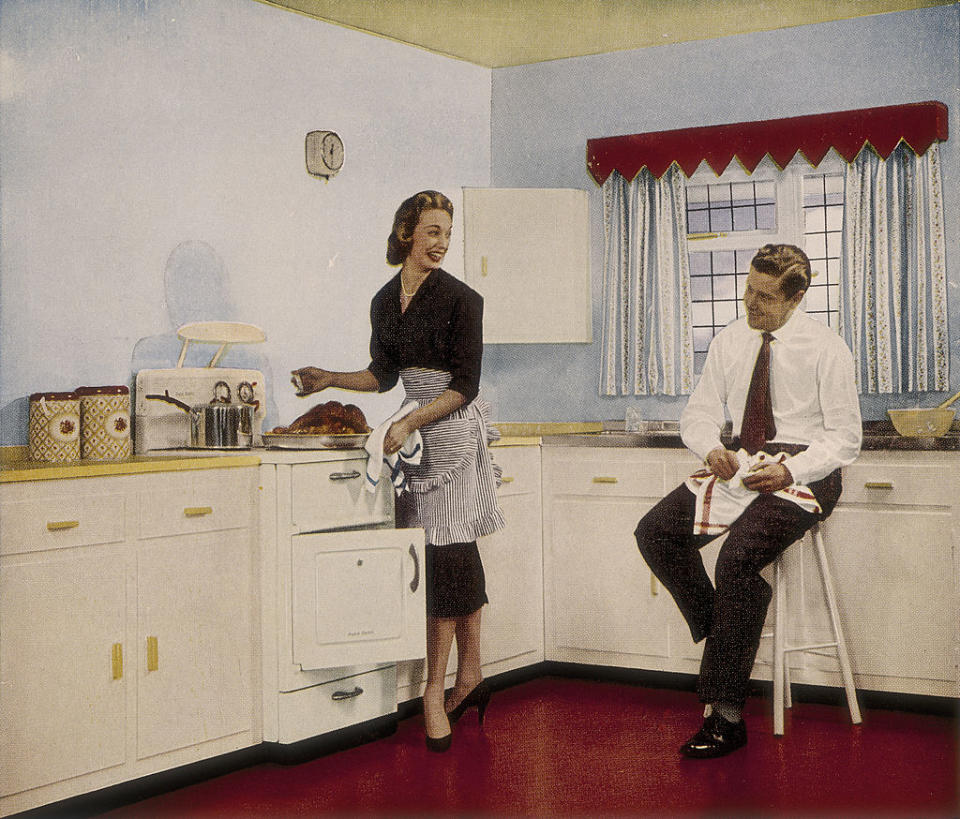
[586,101,948,184]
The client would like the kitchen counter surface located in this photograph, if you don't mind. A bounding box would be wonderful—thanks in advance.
[541,421,960,452]
[0,447,262,483]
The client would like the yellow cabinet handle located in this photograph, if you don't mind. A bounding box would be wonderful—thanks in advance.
[864,481,894,490]
[481,256,489,277]
[111,643,123,680]
[47,520,79,531]
[592,476,618,484]
[183,506,213,517]
[650,575,659,596]
[501,476,515,484]
[146,636,159,672]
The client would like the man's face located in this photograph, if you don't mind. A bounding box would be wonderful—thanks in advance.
[743,267,804,332]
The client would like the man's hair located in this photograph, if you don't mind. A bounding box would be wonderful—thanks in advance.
[386,190,454,266]
[750,244,811,299]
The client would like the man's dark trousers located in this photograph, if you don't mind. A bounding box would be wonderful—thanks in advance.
[634,469,840,710]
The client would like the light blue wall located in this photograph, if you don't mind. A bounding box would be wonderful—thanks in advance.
[484,5,960,424]
[0,0,492,444]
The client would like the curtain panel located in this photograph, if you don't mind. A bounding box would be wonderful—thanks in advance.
[842,143,948,393]
[600,168,694,396]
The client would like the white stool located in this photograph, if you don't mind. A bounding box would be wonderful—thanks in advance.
[767,521,862,735]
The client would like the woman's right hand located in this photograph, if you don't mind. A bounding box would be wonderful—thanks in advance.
[291,367,333,396]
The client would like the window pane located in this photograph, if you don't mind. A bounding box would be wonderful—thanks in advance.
[688,210,710,233]
[710,208,733,232]
[687,185,709,207]
[714,275,737,300]
[694,351,708,372]
[688,251,712,276]
[827,231,842,258]
[735,249,754,273]
[806,234,827,260]
[824,174,844,204]
[731,181,755,204]
[693,327,714,352]
[691,276,713,301]
[804,206,826,233]
[805,286,828,312]
[708,184,731,206]
[692,302,714,326]
[713,251,735,275]
[756,203,776,230]
[826,204,843,231]
[714,300,738,326]
[803,176,825,206]
[732,205,756,231]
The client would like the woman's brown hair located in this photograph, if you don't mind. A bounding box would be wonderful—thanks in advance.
[386,190,454,266]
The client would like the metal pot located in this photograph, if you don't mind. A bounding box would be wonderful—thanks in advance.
[145,380,254,449]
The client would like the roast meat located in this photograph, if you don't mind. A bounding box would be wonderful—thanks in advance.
[271,400,371,435]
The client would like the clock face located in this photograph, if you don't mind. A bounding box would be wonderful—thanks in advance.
[321,132,344,171]
[305,130,344,178]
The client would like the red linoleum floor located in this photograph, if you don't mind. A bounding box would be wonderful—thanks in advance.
[101,677,957,818]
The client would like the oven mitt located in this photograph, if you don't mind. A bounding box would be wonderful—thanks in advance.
[364,401,423,494]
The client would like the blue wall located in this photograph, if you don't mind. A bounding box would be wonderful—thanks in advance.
[483,5,960,424]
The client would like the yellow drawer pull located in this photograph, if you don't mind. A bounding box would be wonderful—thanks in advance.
[501,476,515,484]
[146,636,159,672]
[111,643,123,680]
[46,520,79,531]
[481,256,489,277]
[592,476,619,484]
[864,481,894,490]
[184,506,213,517]
[650,574,659,596]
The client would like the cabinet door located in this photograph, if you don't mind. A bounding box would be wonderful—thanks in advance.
[463,187,591,343]
[815,507,956,686]
[0,553,126,796]
[480,447,544,667]
[292,528,426,669]
[136,529,254,759]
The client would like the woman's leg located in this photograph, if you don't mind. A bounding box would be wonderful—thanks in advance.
[424,615,457,739]
[445,607,484,712]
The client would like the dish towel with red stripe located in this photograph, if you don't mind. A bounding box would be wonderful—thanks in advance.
[364,402,423,495]
[684,449,821,536]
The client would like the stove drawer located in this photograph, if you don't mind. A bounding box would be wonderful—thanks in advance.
[290,459,392,532]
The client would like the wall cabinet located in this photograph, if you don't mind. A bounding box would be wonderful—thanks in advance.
[463,187,591,343]
[397,444,544,702]
[0,467,260,818]
[542,446,960,699]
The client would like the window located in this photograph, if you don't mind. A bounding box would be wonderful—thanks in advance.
[685,155,844,371]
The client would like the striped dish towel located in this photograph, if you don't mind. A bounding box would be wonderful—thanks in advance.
[364,402,423,494]
[685,449,821,536]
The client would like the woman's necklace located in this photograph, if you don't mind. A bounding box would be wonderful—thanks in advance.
[399,270,425,311]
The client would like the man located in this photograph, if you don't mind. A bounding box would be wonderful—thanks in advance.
[635,244,861,758]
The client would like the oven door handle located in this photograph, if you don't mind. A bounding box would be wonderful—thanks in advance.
[331,686,364,701]
[409,543,420,593]
[328,470,362,481]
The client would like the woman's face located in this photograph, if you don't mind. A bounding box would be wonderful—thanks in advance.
[405,208,452,272]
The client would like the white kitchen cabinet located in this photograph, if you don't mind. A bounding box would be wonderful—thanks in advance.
[542,445,960,699]
[463,187,592,343]
[0,466,260,818]
[396,444,545,702]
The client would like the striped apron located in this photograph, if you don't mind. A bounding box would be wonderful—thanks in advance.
[397,367,505,546]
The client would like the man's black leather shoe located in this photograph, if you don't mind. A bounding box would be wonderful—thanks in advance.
[680,712,747,758]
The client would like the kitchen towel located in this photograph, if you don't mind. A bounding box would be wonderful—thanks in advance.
[685,449,821,536]
[364,402,423,494]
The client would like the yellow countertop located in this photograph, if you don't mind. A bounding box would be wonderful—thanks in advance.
[1,447,261,483]
[493,421,603,438]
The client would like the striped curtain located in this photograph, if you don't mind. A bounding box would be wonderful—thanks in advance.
[841,142,948,393]
[599,168,694,396]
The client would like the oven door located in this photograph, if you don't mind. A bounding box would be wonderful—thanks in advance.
[292,528,426,670]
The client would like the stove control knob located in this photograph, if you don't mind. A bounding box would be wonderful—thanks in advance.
[237,381,255,404]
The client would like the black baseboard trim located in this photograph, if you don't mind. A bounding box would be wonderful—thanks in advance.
[15,663,956,817]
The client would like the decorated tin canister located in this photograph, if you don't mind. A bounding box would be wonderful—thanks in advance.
[77,385,131,460]
[29,392,81,462]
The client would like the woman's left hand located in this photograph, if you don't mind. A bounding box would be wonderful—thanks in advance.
[384,418,412,456]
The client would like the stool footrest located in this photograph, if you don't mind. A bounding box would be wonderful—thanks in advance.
[783,641,839,653]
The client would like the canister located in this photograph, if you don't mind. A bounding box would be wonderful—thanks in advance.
[77,385,132,460]
[29,392,81,462]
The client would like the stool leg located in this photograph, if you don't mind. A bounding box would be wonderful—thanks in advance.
[773,555,786,736]
[812,524,862,725]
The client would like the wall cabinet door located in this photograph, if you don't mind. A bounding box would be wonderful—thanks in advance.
[292,528,426,669]
[136,530,255,759]
[463,187,591,343]
[0,552,127,797]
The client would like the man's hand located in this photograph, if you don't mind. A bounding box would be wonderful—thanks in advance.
[705,447,740,481]
[742,462,793,493]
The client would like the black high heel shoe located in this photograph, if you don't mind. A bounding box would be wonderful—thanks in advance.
[446,680,491,726]
[425,731,452,753]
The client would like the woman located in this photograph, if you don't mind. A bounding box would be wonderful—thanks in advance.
[292,190,505,752]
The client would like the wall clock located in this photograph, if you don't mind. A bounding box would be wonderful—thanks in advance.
[305,130,344,179]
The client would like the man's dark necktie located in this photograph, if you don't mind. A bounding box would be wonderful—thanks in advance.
[740,331,776,455]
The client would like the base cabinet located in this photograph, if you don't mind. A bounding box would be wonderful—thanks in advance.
[543,446,960,699]
[0,467,260,817]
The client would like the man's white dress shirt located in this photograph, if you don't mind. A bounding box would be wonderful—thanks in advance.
[680,308,862,486]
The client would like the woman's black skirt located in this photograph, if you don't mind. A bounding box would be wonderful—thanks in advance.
[425,540,488,618]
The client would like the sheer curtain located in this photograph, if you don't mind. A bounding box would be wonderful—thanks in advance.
[600,167,694,396]
[842,142,948,393]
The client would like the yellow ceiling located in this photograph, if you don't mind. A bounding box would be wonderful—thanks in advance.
[260,0,952,68]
